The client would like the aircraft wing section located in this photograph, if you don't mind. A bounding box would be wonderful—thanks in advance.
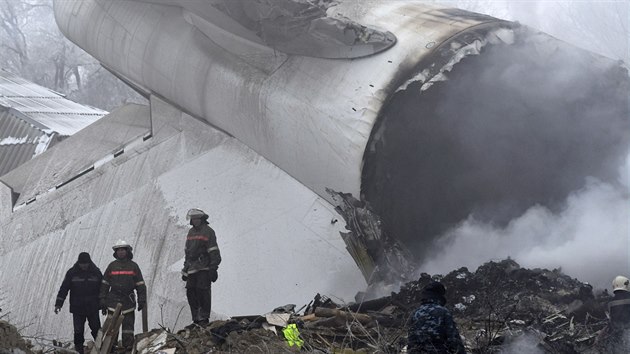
[134,0,396,59]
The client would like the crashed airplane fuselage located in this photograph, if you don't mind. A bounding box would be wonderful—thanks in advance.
[54,0,629,268]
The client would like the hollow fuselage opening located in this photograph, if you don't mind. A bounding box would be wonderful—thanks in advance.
[362,28,630,260]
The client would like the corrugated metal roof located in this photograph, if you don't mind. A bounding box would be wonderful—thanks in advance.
[0,109,44,141]
[0,69,108,135]
[0,69,109,177]
[0,108,54,177]
[0,143,39,177]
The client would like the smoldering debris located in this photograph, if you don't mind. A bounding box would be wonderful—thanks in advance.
[10,259,615,353]
[148,259,619,353]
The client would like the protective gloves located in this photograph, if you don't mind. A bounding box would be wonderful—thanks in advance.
[209,269,218,283]
[54,306,61,314]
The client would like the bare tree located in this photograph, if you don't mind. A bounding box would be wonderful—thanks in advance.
[0,0,145,111]
[0,0,33,72]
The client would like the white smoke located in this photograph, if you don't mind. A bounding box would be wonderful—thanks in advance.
[438,1,629,64]
[500,332,545,354]
[417,0,630,291]
[340,0,629,291]
[421,164,630,291]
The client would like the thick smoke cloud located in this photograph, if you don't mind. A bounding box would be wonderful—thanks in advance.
[362,27,630,285]
[420,179,629,291]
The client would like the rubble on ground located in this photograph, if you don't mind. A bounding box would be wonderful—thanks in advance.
[133,259,617,353]
[3,259,621,353]
[0,320,35,354]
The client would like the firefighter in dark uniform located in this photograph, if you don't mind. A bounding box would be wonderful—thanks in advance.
[609,275,630,328]
[54,252,102,354]
[602,275,630,352]
[100,240,147,351]
[181,208,221,326]
[407,281,466,354]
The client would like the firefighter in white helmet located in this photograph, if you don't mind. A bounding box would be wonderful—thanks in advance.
[181,208,221,326]
[609,275,630,328]
[100,240,147,351]
[596,275,630,352]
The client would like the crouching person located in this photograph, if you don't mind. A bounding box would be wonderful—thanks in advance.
[408,281,466,354]
[54,252,102,354]
[100,240,147,352]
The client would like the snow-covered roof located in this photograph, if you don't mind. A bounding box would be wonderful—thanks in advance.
[0,108,54,177]
[0,69,108,177]
[0,69,107,136]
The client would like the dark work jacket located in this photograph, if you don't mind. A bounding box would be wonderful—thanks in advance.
[408,298,466,354]
[182,223,221,276]
[100,257,147,313]
[609,290,630,329]
[55,262,102,315]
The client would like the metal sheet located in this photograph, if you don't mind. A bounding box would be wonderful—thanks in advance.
[0,70,107,135]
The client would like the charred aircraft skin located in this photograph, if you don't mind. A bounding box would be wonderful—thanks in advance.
[53,1,630,261]
[52,0,511,200]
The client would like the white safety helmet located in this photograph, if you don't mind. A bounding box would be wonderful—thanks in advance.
[186,208,207,220]
[112,239,132,251]
[612,275,630,292]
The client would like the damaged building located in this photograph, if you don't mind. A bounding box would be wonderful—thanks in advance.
[0,69,107,177]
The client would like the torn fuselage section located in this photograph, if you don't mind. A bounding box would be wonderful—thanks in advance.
[362,25,630,260]
[327,189,416,286]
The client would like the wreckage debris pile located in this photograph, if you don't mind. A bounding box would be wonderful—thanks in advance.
[0,260,615,353]
[395,259,611,353]
[0,320,35,354]
[133,259,613,353]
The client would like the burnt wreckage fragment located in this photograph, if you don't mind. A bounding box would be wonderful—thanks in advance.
[328,189,415,285]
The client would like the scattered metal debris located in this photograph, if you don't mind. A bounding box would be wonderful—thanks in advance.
[4,259,623,353]
[327,189,416,287]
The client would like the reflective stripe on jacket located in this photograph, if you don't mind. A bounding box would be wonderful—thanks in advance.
[55,262,102,314]
[100,259,147,311]
[182,224,221,276]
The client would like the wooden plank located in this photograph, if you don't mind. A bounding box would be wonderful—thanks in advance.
[93,312,114,350]
[101,313,124,354]
[92,307,118,354]
[314,308,372,324]
[299,313,318,322]
[99,303,123,354]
